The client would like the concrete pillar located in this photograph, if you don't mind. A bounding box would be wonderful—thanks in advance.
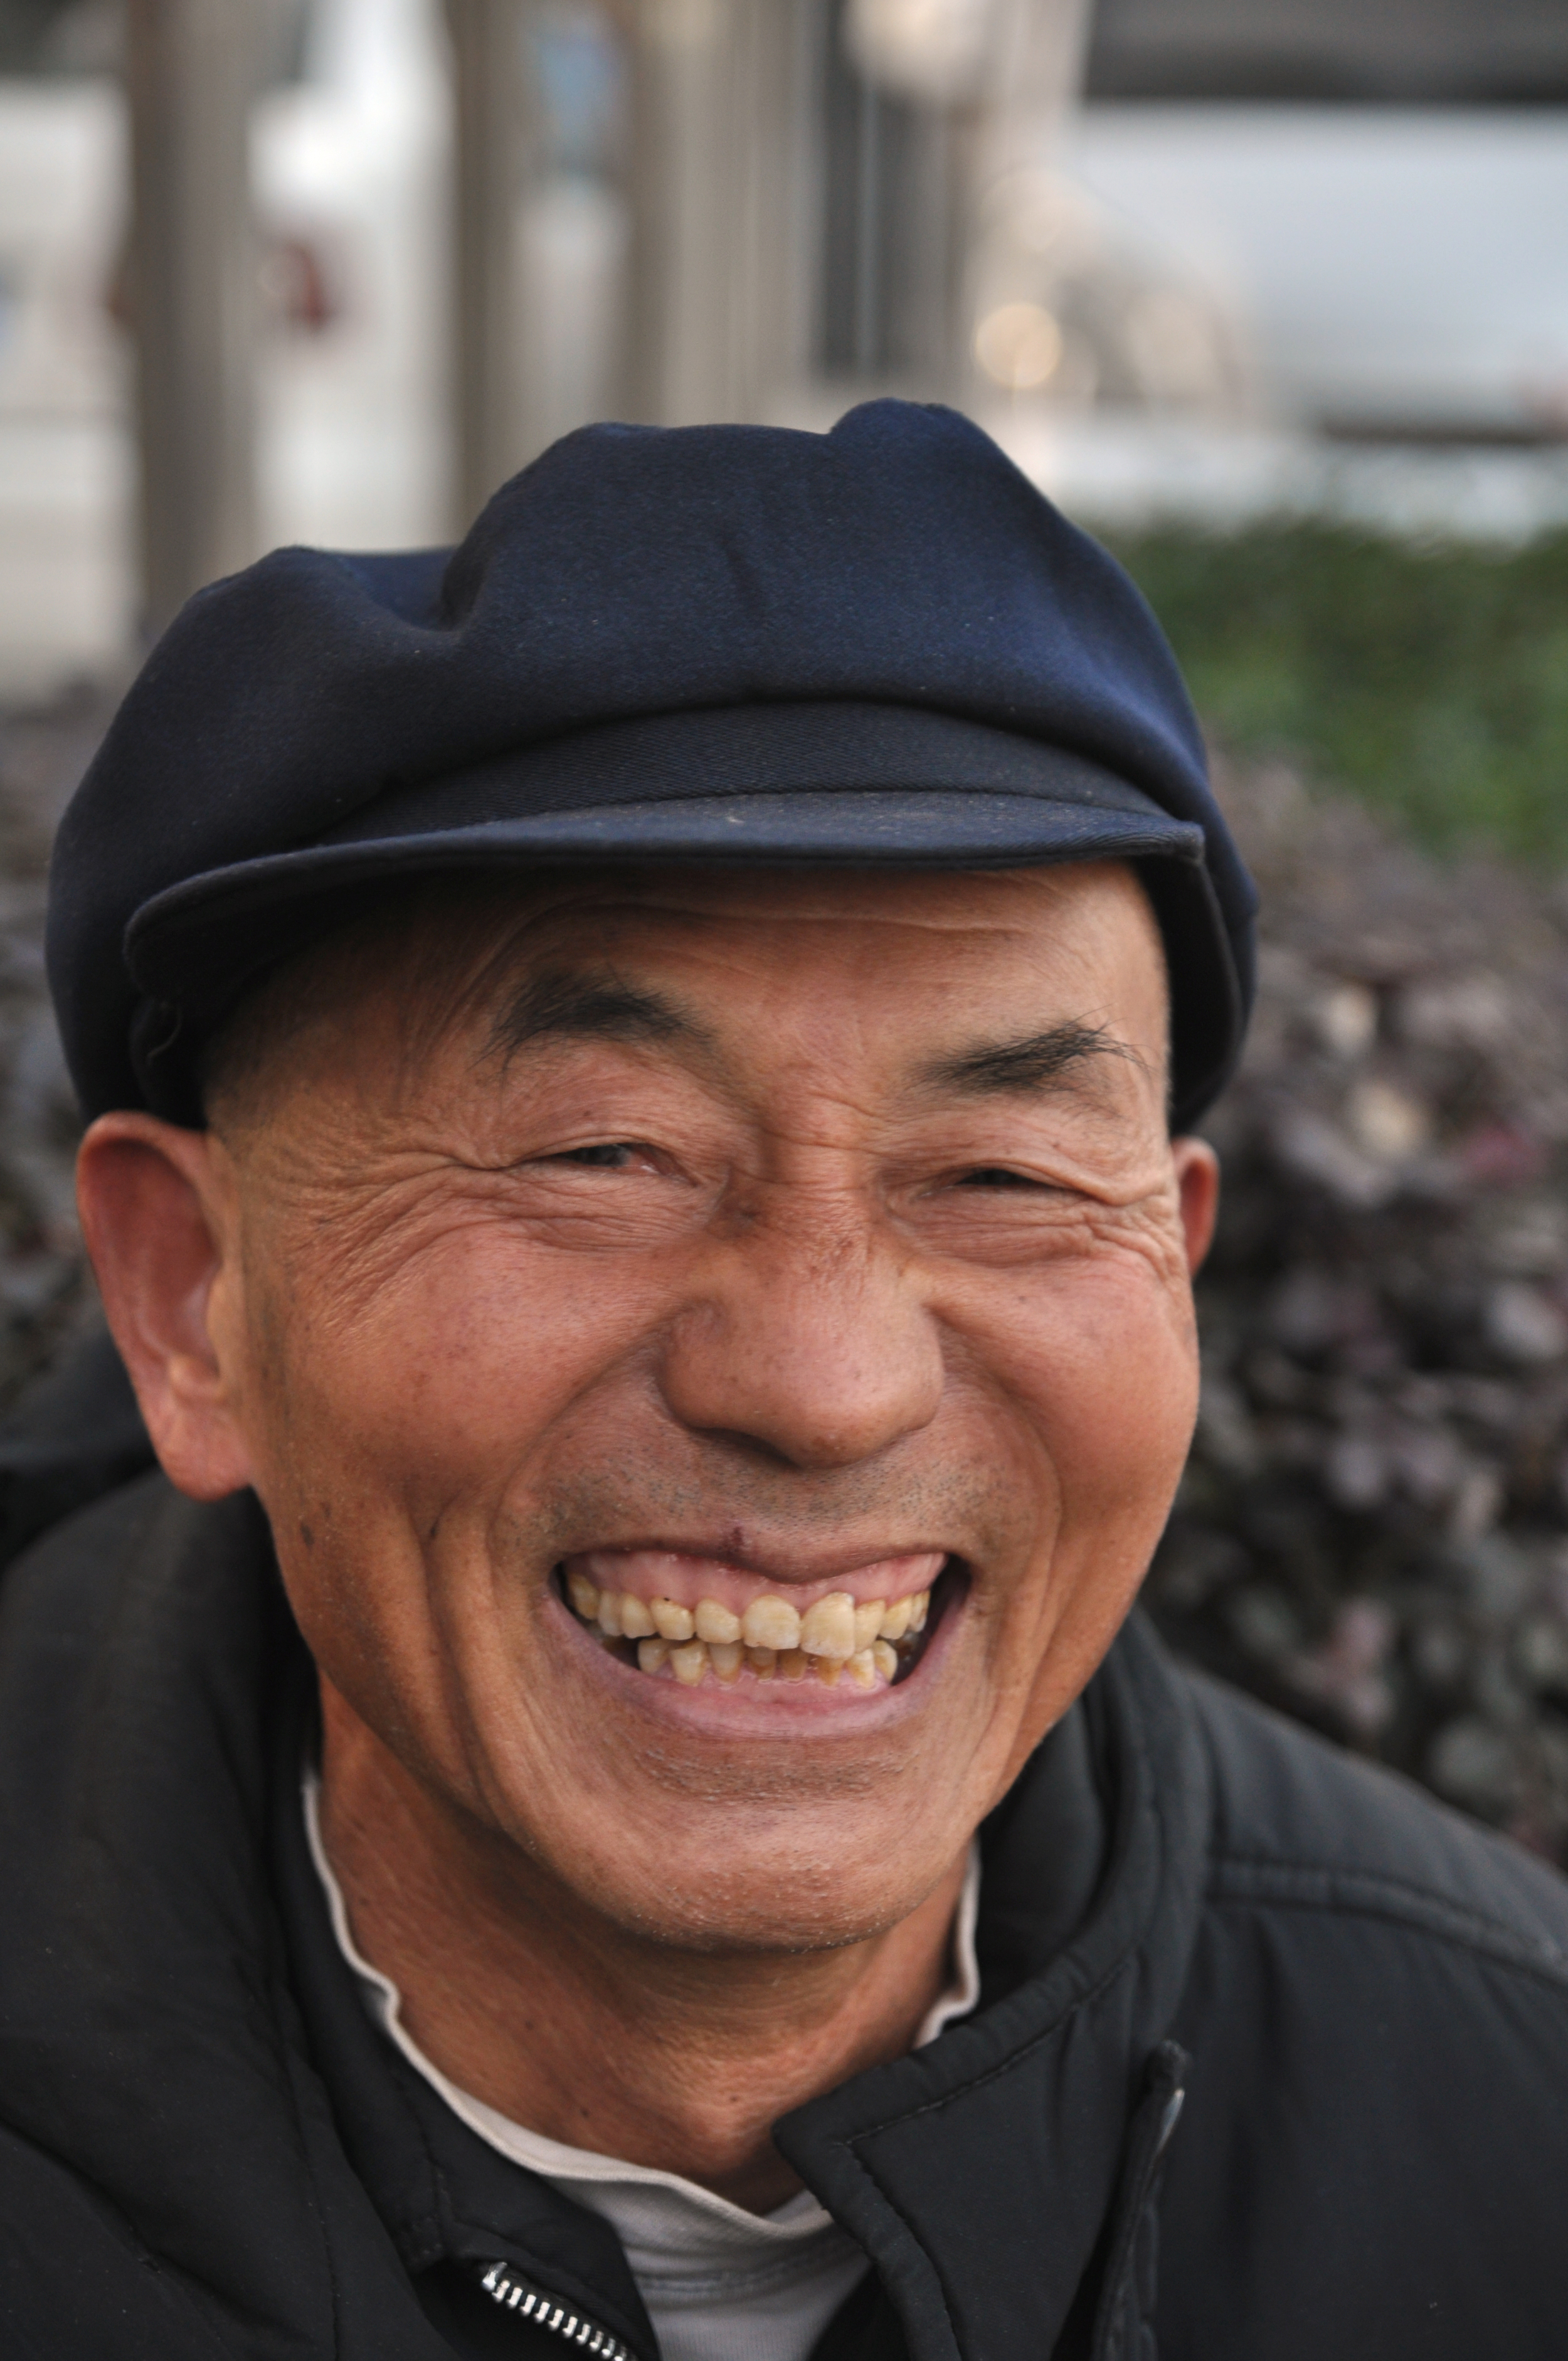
[125,0,274,637]
[963,0,1095,396]
[825,0,1091,396]
[622,0,818,425]
[977,0,1093,181]
[445,0,549,524]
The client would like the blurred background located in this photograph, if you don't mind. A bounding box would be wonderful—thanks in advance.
[4,0,1568,1855]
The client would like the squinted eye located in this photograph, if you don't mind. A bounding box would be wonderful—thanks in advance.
[556,1143,645,1169]
[956,1167,1042,1191]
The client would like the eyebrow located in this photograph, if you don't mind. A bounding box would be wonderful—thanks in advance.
[486,976,1142,1100]
[918,1020,1143,1098]
[488,969,712,1063]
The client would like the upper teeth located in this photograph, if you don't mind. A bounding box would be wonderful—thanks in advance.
[566,1571,929,1657]
[564,1569,931,1688]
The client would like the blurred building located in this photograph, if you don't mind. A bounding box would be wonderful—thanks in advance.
[1,0,1567,694]
[0,0,452,689]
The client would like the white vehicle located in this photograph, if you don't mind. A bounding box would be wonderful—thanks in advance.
[1069,0,1568,438]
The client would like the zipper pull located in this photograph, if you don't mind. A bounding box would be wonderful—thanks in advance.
[475,2258,637,2358]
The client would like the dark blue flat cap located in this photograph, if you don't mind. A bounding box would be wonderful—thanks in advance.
[48,399,1255,1129]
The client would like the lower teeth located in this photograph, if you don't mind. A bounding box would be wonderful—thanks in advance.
[600,1630,917,1688]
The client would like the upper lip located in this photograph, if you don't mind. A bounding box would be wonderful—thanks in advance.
[559,1538,955,1587]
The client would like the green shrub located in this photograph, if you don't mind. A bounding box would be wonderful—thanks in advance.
[1106,522,1568,866]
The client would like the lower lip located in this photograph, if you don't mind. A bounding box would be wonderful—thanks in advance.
[556,1568,961,1732]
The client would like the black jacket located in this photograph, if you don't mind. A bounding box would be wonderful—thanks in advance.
[3,1469,1568,2361]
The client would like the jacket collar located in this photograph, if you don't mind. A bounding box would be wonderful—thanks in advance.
[0,1478,1210,2361]
[776,1616,1211,2361]
[270,1652,662,2361]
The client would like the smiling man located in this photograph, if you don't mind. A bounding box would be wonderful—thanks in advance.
[6,404,1568,2361]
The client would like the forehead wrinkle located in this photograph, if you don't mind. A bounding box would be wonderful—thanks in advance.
[418,862,1167,1118]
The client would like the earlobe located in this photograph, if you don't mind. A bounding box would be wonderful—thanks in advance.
[1172,1136,1221,1278]
[75,1114,257,1501]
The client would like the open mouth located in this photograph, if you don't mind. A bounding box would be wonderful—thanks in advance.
[557,1548,953,1692]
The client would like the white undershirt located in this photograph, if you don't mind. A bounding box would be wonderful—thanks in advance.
[304,1775,980,2361]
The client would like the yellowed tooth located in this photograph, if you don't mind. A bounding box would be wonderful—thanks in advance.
[878,1596,913,1642]
[670,1639,709,1685]
[596,1591,623,1637]
[568,1569,600,1620]
[741,1594,801,1652]
[815,1655,844,1687]
[853,1600,885,1653]
[638,1637,670,1674]
[745,1646,777,1678]
[777,1647,810,1682]
[619,1594,655,1639]
[845,1647,878,1690]
[651,1597,696,1642]
[910,1590,930,1633]
[873,1638,899,1683]
[694,1598,742,1645]
[709,1640,743,1682]
[800,1591,856,1659]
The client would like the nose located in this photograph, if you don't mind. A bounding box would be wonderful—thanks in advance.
[659,1201,945,1470]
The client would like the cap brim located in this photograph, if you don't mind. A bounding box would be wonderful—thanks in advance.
[122,701,1236,1128]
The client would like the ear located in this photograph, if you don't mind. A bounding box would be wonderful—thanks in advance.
[1171,1135,1220,1278]
[75,1113,257,1500]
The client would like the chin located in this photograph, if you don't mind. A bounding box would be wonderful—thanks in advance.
[563,1835,950,1958]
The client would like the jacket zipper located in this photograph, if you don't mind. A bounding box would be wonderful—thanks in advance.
[476,2259,636,2358]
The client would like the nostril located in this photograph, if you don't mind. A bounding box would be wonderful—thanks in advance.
[658,1285,945,1473]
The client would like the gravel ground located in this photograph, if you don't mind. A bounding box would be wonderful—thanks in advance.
[5,694,1568,1865]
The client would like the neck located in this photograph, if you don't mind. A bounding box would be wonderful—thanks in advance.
[315,1682,971,2212]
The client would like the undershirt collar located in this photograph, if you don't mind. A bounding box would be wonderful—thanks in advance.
[304,1774,980,2361]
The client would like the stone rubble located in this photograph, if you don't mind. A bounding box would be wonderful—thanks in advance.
[4,698,1568,1859]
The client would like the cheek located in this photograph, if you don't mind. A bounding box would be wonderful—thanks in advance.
[246,1219,672,1513]
[236,1223,679,1781]
[231,1226,677,1745]
[982,1249,1199,1559]
[967,1258,1198,1781]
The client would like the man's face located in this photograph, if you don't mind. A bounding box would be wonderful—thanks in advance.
[103,862,1216,1955]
